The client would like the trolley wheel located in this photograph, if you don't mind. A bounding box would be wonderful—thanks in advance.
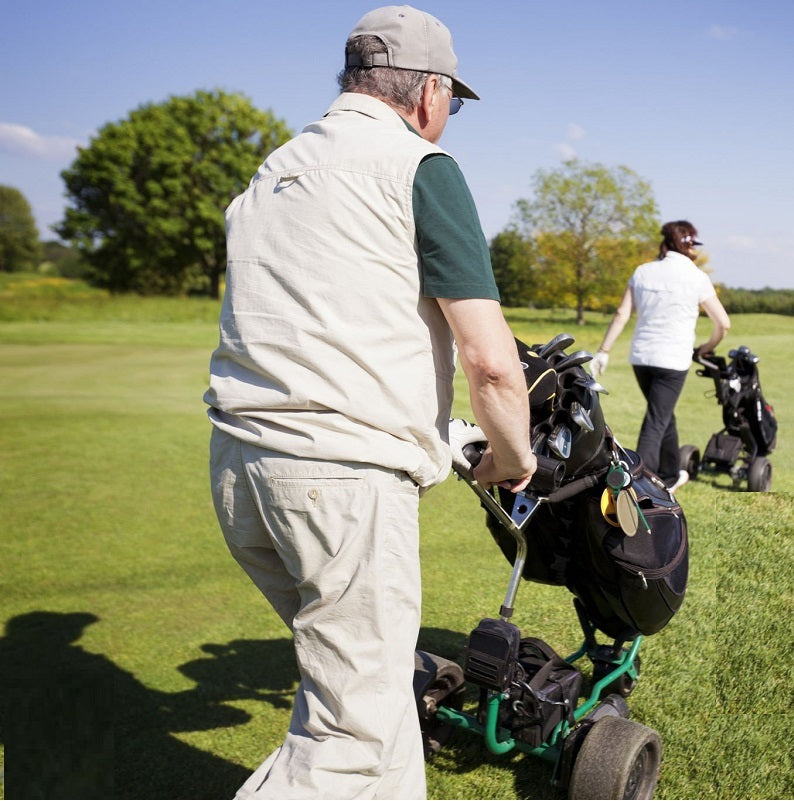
[679,445,700,479]
[747,457,772,492]
[414,651,465,758]
[593,654,641,698]
[568,716,661,799]
[586,693,630,722]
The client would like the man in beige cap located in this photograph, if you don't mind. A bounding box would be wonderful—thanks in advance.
[205,5,535,798]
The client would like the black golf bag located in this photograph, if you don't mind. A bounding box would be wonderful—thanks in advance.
[484,335,689,642]
[698,346,777,463]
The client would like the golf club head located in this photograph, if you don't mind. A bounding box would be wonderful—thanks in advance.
[553,350,593,372]
[537,333,576,359]
[574,376,609,394]
[547,423,573,459]
[569,401,595,432]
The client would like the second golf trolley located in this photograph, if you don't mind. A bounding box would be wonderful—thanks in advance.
[680,346,777,491]
[414,335,689,799]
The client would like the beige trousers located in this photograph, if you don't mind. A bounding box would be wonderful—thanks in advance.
[210,428,426,799]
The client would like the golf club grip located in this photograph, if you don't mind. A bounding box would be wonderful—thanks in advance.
[546,472,600,503]
[462,443,484,470]
[460,445,564,494]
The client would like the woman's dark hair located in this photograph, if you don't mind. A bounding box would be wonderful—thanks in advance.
[658,220,699,259]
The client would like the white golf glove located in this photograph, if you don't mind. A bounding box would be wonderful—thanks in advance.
[590,350,609,378]
[448,418,487,471]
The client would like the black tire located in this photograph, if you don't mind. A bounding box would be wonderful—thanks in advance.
[747,457,772,492]
[679,445,700,479]
[568,716,661,799]
[414,651,466,758]
[593,654,641,699]
[586,693,630,722]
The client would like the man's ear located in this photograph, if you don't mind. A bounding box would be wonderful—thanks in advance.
[419,76,440,123]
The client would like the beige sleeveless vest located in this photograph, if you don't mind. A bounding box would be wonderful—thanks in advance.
[205,93,456,488]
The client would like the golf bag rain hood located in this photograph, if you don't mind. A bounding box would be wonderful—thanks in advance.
[485,336,689,641]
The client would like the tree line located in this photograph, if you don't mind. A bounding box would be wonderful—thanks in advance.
[1,89,792,315]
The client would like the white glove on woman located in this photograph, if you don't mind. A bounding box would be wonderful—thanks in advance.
[448,418,487,471]
[590,350,609,378]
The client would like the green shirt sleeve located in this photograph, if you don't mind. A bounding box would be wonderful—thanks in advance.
[413,153,500,301]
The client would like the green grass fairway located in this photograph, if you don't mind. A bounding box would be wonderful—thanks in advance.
[1,281,792,799]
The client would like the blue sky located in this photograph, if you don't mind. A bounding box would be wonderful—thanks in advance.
[2,0,793,288]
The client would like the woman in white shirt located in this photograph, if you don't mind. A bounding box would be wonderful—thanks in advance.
[591,220,731,490]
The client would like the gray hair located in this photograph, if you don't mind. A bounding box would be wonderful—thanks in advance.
[338,35,451,114]
[436,74,453,92]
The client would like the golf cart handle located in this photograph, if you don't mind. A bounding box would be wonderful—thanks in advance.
[693,348,720,371]
[461,444,565,495]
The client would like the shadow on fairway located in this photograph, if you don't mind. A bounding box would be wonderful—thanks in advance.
[178,636,299,713]
[177,626,558,798]
[0,611,255,799]
[416,625,468,662]
[1,613,557,799]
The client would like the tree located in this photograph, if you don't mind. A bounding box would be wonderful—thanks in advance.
[0,185,42,272]
[56,90,292,297]
[513,159,660,324]
[41,240,87,278]
[489,229,537,307]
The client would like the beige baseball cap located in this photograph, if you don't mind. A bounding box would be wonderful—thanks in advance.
[345,5,479,100]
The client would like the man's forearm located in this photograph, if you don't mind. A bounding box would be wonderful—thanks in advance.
[467,361,532,476]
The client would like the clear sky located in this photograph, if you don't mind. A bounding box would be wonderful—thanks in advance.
[2,0,793,288]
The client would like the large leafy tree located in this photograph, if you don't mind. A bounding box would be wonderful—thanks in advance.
[513,159,660,323]
[0,185,42,272]
[489,229,537,307]
[56,90,292,297]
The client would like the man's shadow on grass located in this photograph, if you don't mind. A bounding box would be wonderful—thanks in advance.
[184,625,558,798]
[192,627,559,798]
[1,614,555,799]
[0,611,296,799]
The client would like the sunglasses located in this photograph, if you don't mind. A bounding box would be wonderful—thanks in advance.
[449,97,464,115]
[681,235,703,247]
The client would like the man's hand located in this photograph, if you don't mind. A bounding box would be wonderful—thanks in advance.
[473,447,537,493]
[449,418,536,493]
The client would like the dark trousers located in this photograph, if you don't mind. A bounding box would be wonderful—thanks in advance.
[632,365,688,484]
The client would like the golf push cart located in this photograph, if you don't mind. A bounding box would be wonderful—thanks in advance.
[413,334,689,800]
[679,346,777,492]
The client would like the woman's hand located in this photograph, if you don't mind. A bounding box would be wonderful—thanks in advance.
[590,350,609,377]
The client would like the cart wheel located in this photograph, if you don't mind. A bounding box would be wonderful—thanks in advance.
[593,654,641,698]
[568,716,661,799]
[414,651,466,758]
[747,457,772,492]
[587,693,630,722]
[679,445,700,479]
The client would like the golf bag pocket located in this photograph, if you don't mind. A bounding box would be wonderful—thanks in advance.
[752,394,777,454]
[463,618,521,692]
[574,453,689,638]
[498,637,582,747]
